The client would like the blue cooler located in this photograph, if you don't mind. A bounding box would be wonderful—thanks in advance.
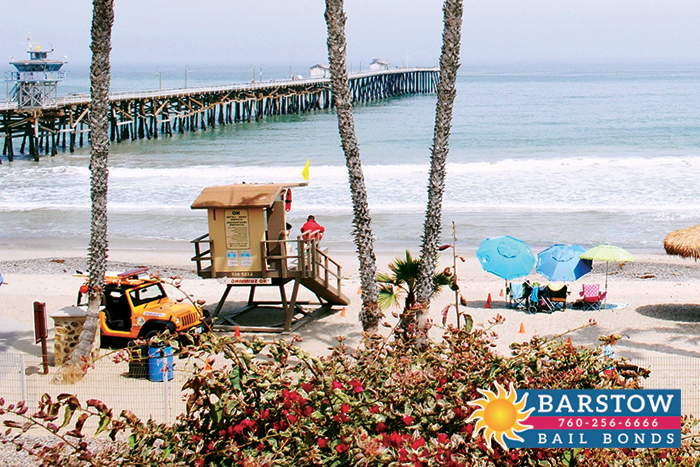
[148,345,174,382]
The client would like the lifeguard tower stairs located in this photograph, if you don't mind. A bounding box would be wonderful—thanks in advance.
[190,183,350,333]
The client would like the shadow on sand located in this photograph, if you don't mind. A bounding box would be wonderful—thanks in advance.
[636,303,700,323]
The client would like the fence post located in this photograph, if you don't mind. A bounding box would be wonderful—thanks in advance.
[162,367,169,422]
[33,301,49,374]
[19,354,26,402]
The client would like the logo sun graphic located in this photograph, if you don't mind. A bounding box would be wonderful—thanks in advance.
[467,381,534,450]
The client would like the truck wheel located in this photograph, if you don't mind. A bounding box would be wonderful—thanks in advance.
[143,327,168,343]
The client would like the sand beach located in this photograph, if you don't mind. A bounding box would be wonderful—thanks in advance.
[2,241,700,361]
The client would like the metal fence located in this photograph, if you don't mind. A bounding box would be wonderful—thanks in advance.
[0,353,696,433]
[628,356,700,418]
[0,352,192,432]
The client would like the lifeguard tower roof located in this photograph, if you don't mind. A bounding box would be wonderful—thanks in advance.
[11,49,65,73]
[191,182,307,209]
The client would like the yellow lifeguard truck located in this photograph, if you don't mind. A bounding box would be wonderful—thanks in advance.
[190,182,349,332]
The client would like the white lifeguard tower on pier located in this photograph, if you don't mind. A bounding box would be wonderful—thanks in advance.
[190,182,350,332]
[6,45,66,108]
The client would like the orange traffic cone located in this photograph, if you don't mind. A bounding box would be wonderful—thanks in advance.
[234,326,241,338]
[340,307,346,317]
[567,337,573,349]
[499,289,504,297]
[519,322,526,333]
[485,293,492,309]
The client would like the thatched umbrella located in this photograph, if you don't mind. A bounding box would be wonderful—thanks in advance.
[664,224,700,260]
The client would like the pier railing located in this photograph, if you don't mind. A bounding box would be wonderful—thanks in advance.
[0,67,439,161]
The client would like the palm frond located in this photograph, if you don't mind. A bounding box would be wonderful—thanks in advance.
[378,285,401,310]
[376,272,398,285]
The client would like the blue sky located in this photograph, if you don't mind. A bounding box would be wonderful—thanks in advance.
[1,0,700,69]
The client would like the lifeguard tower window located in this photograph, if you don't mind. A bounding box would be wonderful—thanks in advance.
[129,284,166,307]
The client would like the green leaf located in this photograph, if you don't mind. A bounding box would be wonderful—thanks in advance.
[562,449,574,467]
[229,365,242,391]
[60,404,75,429]
[95,413,111,436]
[212,405,224,425]
[463,314,473,333]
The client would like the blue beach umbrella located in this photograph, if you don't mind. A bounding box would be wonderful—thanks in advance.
[476,236,535,281]
[536,244,592,282]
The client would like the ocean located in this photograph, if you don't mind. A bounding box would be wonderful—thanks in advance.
[2,61,700,256]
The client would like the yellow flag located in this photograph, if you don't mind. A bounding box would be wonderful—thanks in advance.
[301,158,310,182]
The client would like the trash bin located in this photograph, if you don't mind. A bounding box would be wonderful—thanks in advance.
[128,343,148,379]
[148,345,174,382]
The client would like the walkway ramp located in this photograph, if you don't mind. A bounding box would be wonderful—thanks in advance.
[299,254,350,306]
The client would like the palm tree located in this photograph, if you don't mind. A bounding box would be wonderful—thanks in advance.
[55,0,114,383]
[324,0,381,332]
[379,251,453,310]
[378,251,452,340]
[416,0,464,315]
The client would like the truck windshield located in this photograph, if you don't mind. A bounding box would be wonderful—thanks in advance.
[129,284,166,307]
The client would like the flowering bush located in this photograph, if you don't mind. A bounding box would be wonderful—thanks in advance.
[2,317,699,466]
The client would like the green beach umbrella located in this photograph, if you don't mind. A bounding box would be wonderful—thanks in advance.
[579,244,637,298]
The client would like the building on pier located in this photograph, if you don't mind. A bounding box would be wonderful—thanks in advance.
[309,64,330,78]
[6,46,67,109]
[369,59,389,71]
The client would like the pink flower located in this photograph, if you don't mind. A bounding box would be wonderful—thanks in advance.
[348,379,364,393]
[411,438,426,450]
[318,438,328,448]
[376,422,387,433]
[335,442,349,454]
[402,415,415,425]
[332,380,343,389]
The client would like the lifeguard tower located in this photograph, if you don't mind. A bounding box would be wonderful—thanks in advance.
[6,46,66,108]
[190,182,350,332]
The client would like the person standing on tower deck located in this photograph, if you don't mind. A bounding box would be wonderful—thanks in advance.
[301,215,325,242]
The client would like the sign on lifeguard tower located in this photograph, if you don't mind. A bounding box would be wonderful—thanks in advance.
[190,182,349,332]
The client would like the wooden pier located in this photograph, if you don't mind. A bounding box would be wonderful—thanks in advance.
[0,67,438,162]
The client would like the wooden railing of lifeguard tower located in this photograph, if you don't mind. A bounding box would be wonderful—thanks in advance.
[190,234,345,302]
[191,233,213,279]
[262,237,344,301]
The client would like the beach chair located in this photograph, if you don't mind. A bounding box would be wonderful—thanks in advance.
[532,284,556,313]
[526,282,540,314]
[546,283,568,311]
[580,284,606,310]
[507,282,529,310]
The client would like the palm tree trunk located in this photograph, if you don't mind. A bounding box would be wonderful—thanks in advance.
[55,0,114,383]
[416,0,464,313]
[324,0,381,332]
